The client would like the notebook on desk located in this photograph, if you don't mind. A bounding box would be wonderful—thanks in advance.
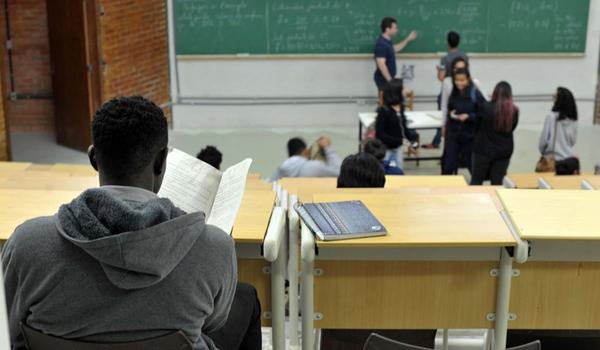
[295,200,387,241]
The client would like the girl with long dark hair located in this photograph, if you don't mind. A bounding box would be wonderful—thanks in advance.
[471,81,519,185]
[538,87,578,164]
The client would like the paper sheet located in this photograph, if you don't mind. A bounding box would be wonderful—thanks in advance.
[158,149,222,215]
[207,158,253,234]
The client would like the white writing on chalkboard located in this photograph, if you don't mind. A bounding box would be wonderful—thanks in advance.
[174,0,589,54]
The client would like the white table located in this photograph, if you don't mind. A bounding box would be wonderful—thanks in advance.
[358,111,444,164]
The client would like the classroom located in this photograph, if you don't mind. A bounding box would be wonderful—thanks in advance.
[0,0,600,350]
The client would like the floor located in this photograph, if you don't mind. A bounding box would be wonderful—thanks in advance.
[10,124,600,179]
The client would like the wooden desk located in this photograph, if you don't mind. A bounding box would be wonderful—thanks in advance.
[498,189,600,329]
[582,176,600,190]
[303,192,515,331]
[0,172,98,191]
[0,189,80,240]
[48,163,97,177]
[281,175,467,202]
[504,173,551,189]
[0,162,32,173]
[540,175,599,190]
[232,189,276,326]
[232,190,275,243]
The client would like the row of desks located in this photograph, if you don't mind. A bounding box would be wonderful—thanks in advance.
[505,173,600,190]
[3,162,600,349]
[278,176,600,350]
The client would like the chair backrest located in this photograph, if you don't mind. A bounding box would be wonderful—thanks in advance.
[507,340,541,350]
[21,324,193,350]
[0,264,10,350]
[363,333,433,350]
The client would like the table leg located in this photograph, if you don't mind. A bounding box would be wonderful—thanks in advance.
[301,224,316,350]
[358,121,363,152]
[442,329,449,350]
[288,195,300,348]
[493,248,513,350]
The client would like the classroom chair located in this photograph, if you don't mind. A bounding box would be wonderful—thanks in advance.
[363,333,541,350]
[21,324,193,350]
[363,333,432,350]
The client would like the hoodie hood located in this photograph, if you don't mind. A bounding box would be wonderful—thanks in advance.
[278,155,307,177]
[57,186,206,290]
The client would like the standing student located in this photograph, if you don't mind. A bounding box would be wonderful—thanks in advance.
[424,31,469,149]
[364,138,404,175]
[270,136,341,181]
[337,153,386,188]
[442,68,485,175]
[440,57,485,129]
[537,87,578,174]
[375,79,418,171]
[373,17,417,103]
[1,96,261,350]
[471,82,519,185]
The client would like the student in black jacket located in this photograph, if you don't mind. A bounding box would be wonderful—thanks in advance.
[442,68,485,175]
[375,78,418,171]
[471,81,519,185]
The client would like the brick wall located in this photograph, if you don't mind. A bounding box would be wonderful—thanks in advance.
[98,0,170,116]
[0,0,170,142]
[2,0,54,133]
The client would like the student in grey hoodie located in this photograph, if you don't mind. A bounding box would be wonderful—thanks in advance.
[539,87,578,162]
[270,136,342,181]
[2,96,260,350]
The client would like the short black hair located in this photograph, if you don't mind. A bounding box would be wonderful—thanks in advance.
[287,137,307,157]
[447,31,460,48]
[337,153,386,188]
[92,96,168,177]
[197,145,223,170]
[552,87,578,121]
[380,17,397,33]
[363,139,386,161]
[382,78,404,107]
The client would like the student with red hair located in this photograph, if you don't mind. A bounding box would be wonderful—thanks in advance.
[471,81,519,185]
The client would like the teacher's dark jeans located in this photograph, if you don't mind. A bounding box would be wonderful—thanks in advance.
[208,283,262,350]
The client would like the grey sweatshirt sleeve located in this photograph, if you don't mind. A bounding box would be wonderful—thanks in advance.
[202,233,237,334]
[319,146,342,176]
[441,78,452,123]
[538,114,553,155]
[270,166,283,183]
[566,121,578,147]
[2,231,29,350]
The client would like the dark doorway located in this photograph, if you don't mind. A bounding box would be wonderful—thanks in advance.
[46,0,101,151]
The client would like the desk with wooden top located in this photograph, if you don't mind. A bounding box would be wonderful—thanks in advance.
[498,189,600,330]
[538,175,600,190]
[231,189,277,326]
[503,173,550,189]
[0,189,81,241]
[299,191,519,350]
[281,175,467,202]
[582,176,600,190]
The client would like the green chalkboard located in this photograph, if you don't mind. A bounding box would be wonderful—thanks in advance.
[175,0,590,55]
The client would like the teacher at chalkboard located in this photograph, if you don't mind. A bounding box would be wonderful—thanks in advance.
[374,17,417,104]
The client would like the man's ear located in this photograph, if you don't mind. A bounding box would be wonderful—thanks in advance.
[88,145,98,171]
[154,147,169,176]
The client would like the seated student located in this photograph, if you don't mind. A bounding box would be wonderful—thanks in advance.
[537,87,579,174]
[596,162,600,175]
[337,153,386,188]
[270,136,341,181]
[363,138,404,175]
[442,67,486,175]
[471,81,519,185]
[1,96,261,350]
[197,145,223,170]
[375,78,419,171]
